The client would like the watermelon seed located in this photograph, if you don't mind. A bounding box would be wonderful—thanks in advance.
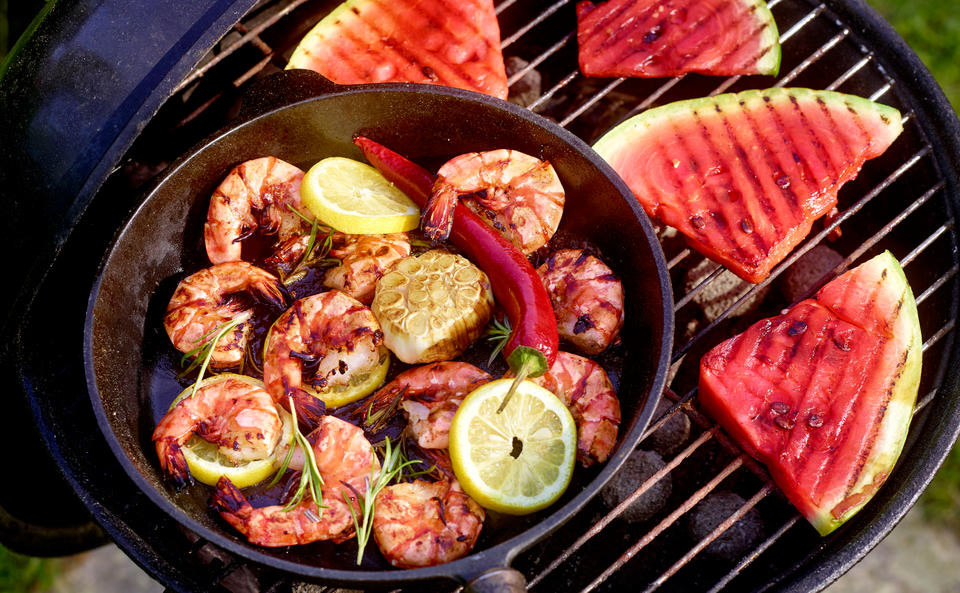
[775,175,791,189]
[807,414,824,428]
[739,218,754,234]
[643,24,664,44]
[770,401,790,415]
[690,215,706,229]
[787,321,807,336]
[774,415,796,430]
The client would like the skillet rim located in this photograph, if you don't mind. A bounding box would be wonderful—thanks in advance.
[83,78,675,585]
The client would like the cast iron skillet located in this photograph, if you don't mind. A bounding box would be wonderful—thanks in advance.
[84,69,673,591]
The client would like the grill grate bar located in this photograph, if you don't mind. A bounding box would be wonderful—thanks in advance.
[501,0,571,49]
[774,29,850,88]
[642,484,777,593]
[559,77,628,127]
[916,264,959,307]
[580,457,746,593]
[672,145,932,362]
[528,69,580,112]
[706,514,803,593]
[507,32,574,86]
[173,0,309,94]
[826,53,875,91]
[901,215,953,268]
[528,427,720,588]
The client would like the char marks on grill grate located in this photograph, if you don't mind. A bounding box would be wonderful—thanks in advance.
[105,0,958,591]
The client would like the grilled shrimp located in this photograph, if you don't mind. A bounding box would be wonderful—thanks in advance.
[526,351,621,467]
[537,249,625,355]
[211,415,378,547]
[152,375,286,488]
[363,362,491,449]
[263,290,388,427]
[373,450,484,568]
[204,156,310,264]
[164,261,286,368]
[323,232,411,304]
[423,149,565,254]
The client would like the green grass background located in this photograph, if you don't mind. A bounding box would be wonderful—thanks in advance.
[1,0,959,590]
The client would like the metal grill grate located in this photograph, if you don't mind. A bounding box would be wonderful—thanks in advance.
[121,1,959,591]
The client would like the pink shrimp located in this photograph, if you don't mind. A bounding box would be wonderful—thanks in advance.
[163,261,285,368]
[204,156,310,264]
[363,361,491,450]
[372,449,484,568]
[525,351,621,466]
[537,248,625,355]
[323,232,411,304]
[152,375,285,488]
[210,415,378,547]
[263,290,388,427]
[422,149,565,254]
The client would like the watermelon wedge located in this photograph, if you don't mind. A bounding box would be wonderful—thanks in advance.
[593,88,902,283]
[576,0,781,78]
[699,251,922,535]
[286,0,509,100]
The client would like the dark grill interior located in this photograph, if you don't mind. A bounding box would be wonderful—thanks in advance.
[91,0,959,591]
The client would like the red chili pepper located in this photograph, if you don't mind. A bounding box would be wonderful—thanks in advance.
[354,136,558,382]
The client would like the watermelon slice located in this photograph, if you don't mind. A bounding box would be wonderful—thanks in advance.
[699,251,922,535]
[576,0,781,78]
[593,88,902,283]
[286,0,509,99]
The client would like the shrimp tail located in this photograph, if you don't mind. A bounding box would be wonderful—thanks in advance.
[157,439,194,490]
[211,476,254,533]
[286,387,326,431]
[251,275,287,308]
[421,184,457,242]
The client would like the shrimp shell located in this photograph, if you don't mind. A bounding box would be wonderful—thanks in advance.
[211,416,378,547]
[163,261,285,368]
[204,156,307,264]
[538,249,625,355]
[527,351,621,466]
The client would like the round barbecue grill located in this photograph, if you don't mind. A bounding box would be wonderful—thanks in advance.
[1,0,958,591]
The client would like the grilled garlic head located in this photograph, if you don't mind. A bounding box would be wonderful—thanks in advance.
[372,250,494,363]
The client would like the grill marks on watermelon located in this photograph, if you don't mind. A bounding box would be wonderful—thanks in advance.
[699,252,921,535]
[287,0,508,99]
[576,0,781,78]
[593,89,903,283]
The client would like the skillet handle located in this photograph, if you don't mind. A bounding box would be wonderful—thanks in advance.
[236,69,341,122]
[465,567,528,593]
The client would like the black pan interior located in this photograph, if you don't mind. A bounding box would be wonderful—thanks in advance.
[85,78,672,583]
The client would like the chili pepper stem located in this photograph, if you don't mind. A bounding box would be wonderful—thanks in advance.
[498,347,548,413]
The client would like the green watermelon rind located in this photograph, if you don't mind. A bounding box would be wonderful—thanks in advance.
[807,251,922,535]
[593,88,902,160]
[749,0,782,76]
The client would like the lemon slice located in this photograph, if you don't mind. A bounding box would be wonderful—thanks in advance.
[314,348,391,408]
[449,378,577,515]
[301,157,420,234]
[170,374,294,488]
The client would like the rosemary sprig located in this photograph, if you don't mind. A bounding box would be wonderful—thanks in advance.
[343,436,422,565]
[268,397,326,515]
[484,316,512,366]
[280,205,339,286]
[179,313,250,398]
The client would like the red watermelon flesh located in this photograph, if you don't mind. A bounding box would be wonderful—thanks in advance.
[593,88,903,283]
[699,252,922,535]
[577,0,781,78]
[287,0,508,100]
